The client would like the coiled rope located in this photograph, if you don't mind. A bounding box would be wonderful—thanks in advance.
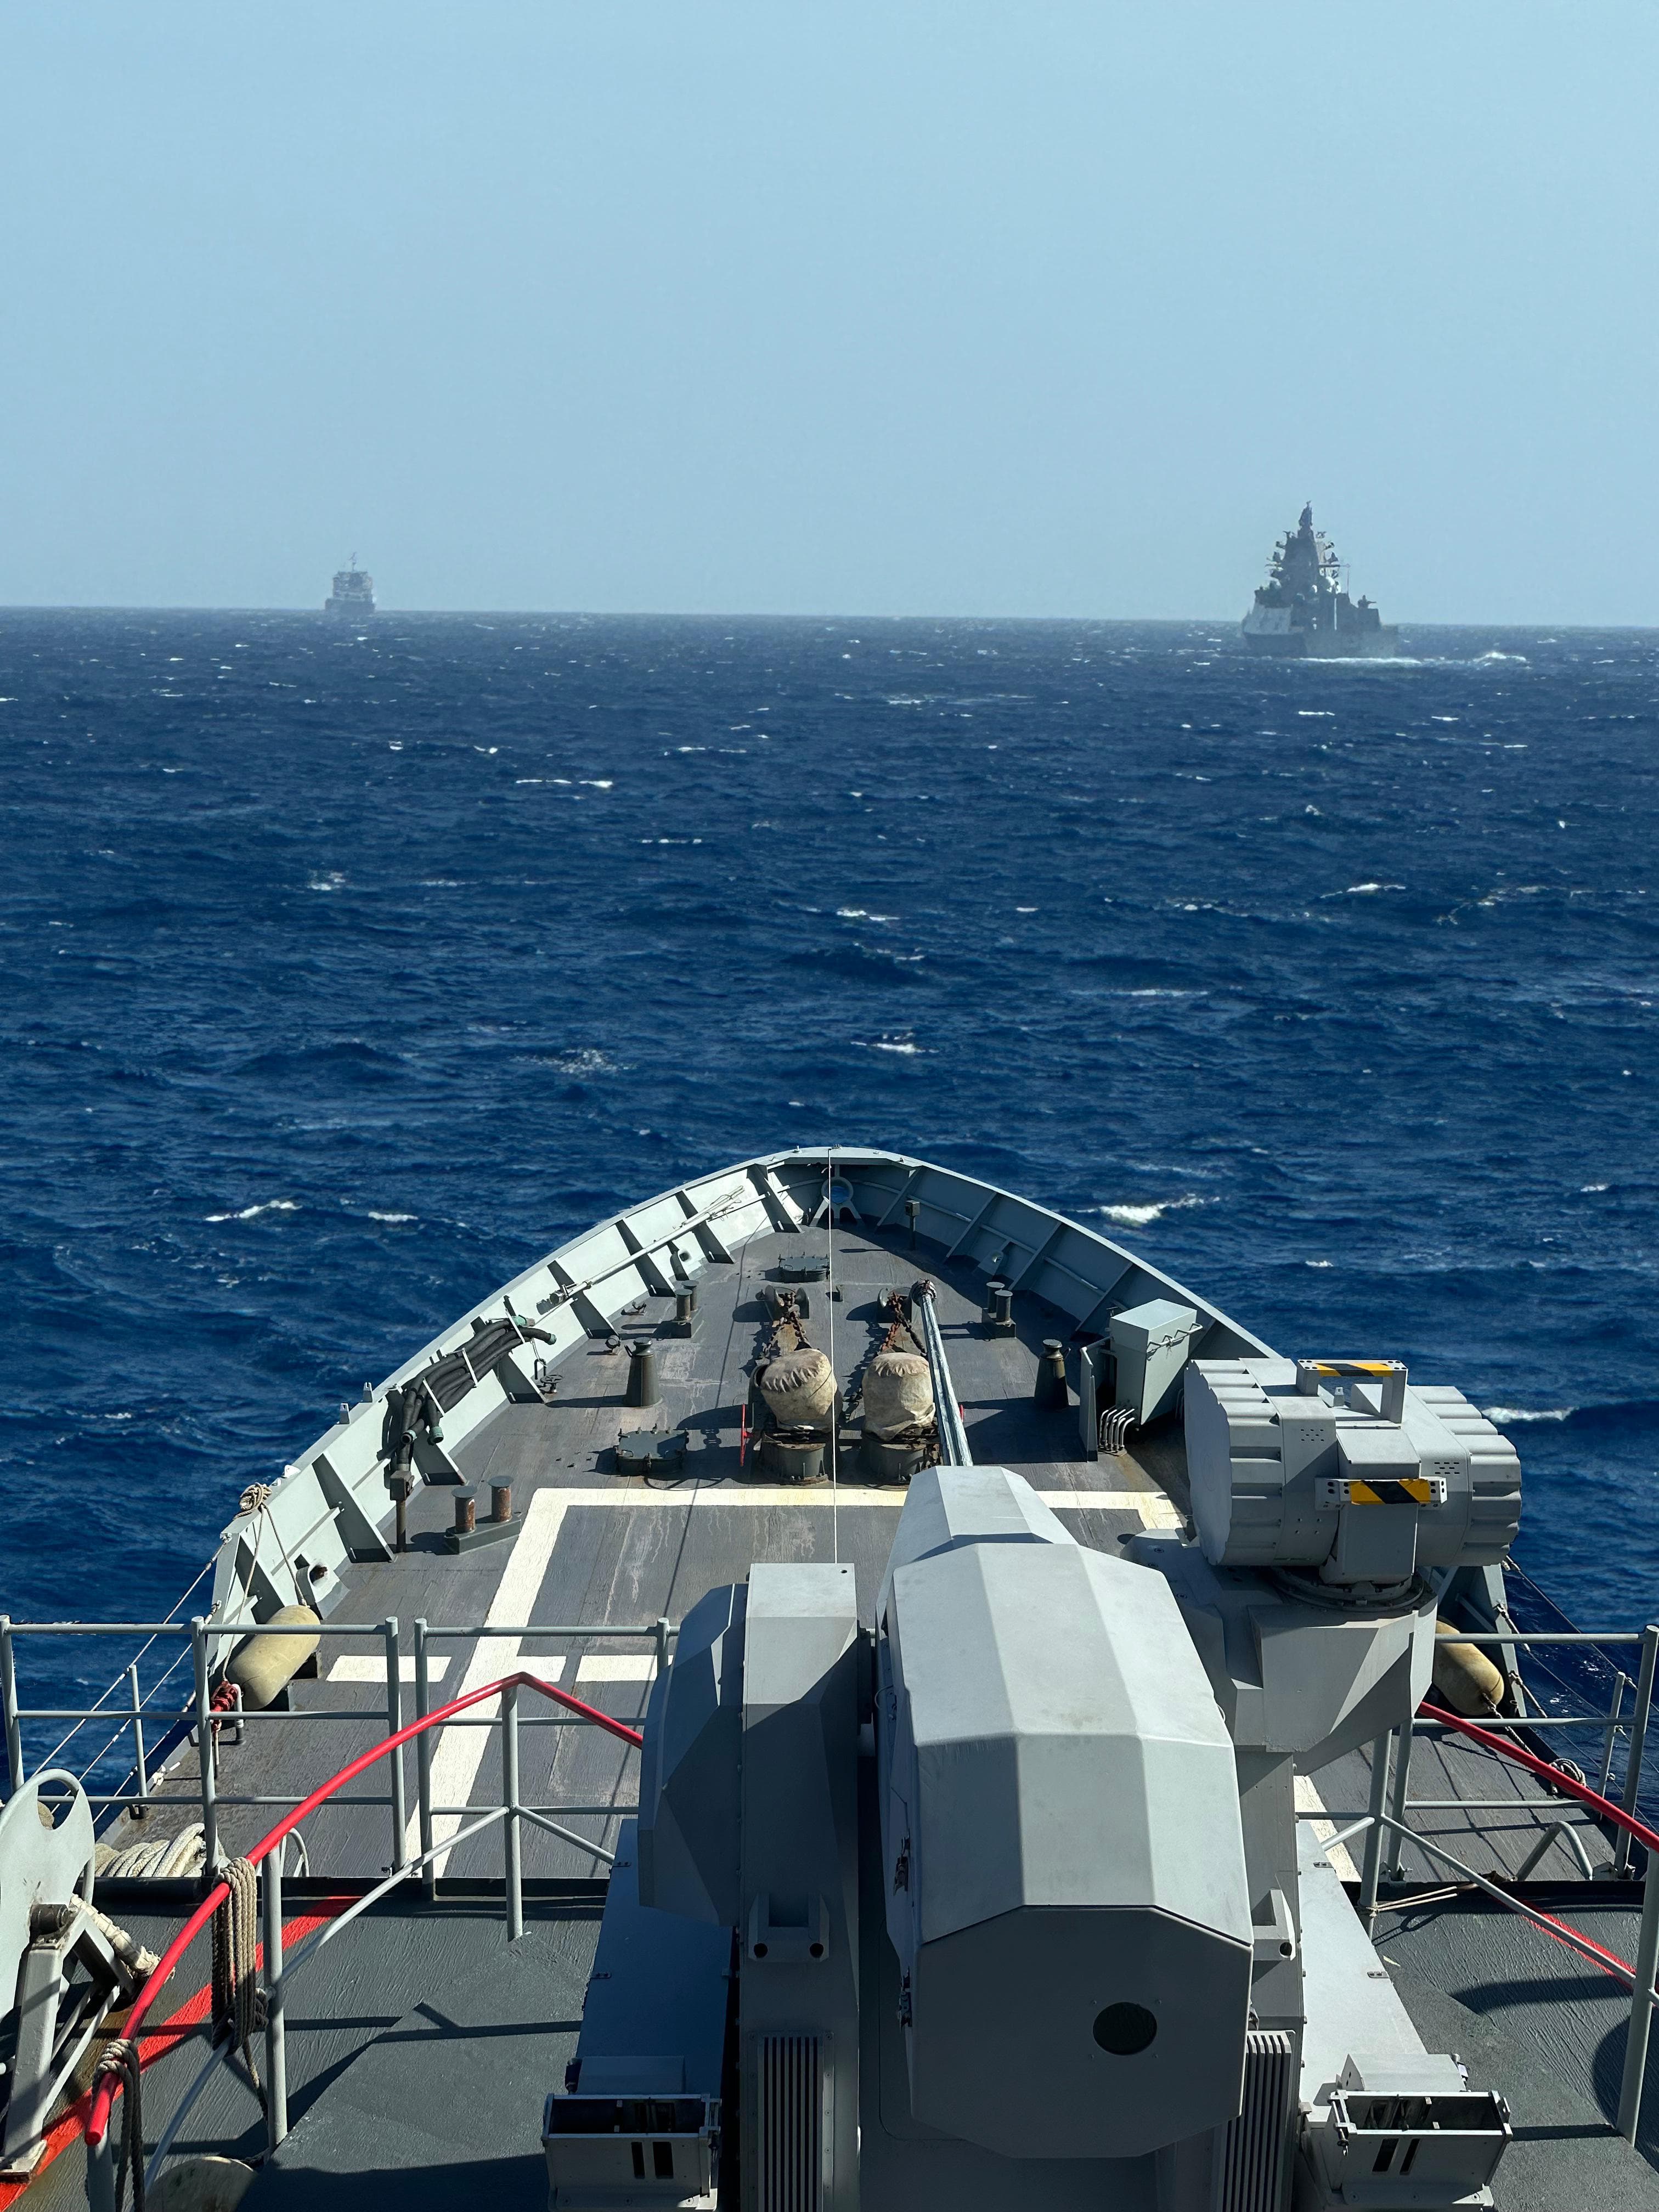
[235,1479,304,1600]
[210,1858,264,2097]
[91,2039,145,2211]
[27,1899,160,1983]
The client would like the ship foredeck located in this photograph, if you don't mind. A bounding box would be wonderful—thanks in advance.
[109,1212,1181,1882]
[98,1198,1615,1898]
[9,1158,1659,2209]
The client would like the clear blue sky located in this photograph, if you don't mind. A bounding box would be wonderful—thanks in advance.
[3,5,1653,622]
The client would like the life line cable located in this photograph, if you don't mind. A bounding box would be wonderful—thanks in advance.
[84,1669,642,2154]
[1378,1696,1658,1986]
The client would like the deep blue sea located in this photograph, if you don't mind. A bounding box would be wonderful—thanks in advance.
[4,611,1657,1746]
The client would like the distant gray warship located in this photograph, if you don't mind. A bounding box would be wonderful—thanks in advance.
[324,556,375,617]
[1243,504,1398,657]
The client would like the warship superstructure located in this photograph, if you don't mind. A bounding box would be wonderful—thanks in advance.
[1242,506,1399,657]
[3,1150,1657,2212]
[323,558,375,617]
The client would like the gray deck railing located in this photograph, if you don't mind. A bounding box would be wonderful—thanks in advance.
[1,1611,675,1877]
[1300,1620,1659,2147]
[14,1607,1659,2165]
[78,1662,642,2210]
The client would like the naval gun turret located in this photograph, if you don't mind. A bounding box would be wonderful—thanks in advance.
[544,1373,1520,2212]
[874,1469,1252,2163]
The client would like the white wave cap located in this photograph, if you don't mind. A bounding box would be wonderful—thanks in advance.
[1085,1195,1209,1229]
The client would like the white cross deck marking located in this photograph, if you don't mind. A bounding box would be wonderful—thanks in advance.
[576,1655,657,1683]
[405,1476,1179,1865]
[329,1655,452,1684]
[398,1483,1164,1511]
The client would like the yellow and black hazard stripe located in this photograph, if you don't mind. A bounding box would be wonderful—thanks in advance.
[1347,1476,1436,1506]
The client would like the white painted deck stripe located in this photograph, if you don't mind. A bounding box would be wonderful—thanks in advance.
[575,1655,657,1683]
[329,1655,452,1685]
[381,1483,1168,1514]
[1295,1771,1359,1882]
[443,1482,1164,1513]
[410,1487,577,1870]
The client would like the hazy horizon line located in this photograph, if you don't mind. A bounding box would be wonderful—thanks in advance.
[0,603,1650,634]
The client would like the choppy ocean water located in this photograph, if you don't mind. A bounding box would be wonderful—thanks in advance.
[4,610,1657,1741]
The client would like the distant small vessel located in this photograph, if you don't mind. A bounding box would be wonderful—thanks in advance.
[1242,504,1398,657]
[324,556,375,617]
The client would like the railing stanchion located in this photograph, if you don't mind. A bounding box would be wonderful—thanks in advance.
[1,1615,24,1796]
[1618,1841,1659,2142]
[1384,1718,1413,1881]
[127,1663,149,1818]
[1616,1624,1659,1878]
[654,1616,672,1677]
[263,1841,289,2153]
[78,1665,646,2197]
[191,1617,219,1871]
[415,1618,435,1899]
[1358,1731,1392,1929]
[383,1618,407,1873]
[85,2124,117,2212]
[503,1681,523,1942]
[1600,1668,1630,1802]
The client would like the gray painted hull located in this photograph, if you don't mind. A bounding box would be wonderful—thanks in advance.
[1242,627,1403,658]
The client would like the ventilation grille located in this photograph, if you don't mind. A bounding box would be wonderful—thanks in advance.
[1219,2029,1295,2212]
[757,2034,822,2212]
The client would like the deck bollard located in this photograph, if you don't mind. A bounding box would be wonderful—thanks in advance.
[1034,1340,1069,1410]
[492,1482,513,1525]
[263,1844,288,2153]
[625,1341,659,1408]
